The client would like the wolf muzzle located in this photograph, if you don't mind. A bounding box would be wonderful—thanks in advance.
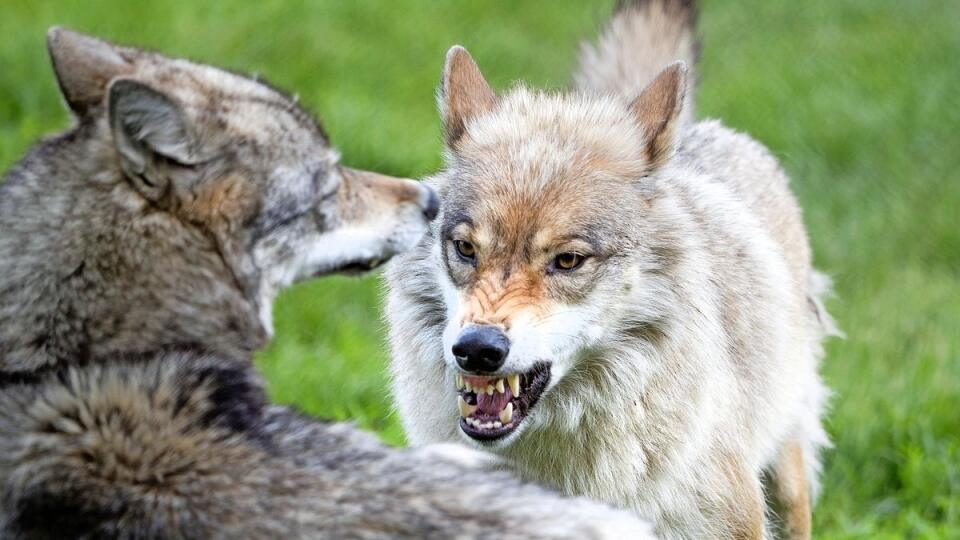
[452,324,510,373]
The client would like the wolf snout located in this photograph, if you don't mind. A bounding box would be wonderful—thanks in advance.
[338,167,438,221]
[452,325,510,373]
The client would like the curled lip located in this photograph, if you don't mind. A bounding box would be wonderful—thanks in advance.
[314,256,389,278]
[455,362,551,442]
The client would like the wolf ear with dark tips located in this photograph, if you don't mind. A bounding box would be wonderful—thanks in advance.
[47,27,136,117]
[439,46,496,146]
[630,61,687,170]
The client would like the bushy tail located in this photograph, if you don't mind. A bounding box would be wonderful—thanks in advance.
[574,0,700,123]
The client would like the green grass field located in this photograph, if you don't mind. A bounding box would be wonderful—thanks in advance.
[2,1,958,537]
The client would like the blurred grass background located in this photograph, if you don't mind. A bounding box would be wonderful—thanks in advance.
[1,1,957,537]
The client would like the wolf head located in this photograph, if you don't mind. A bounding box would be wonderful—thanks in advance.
[389,46,688,447]
[0,29,436,370]
[49,28,438,325]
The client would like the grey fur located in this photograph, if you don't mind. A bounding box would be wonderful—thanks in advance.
[0,351,650,539]
[0,29,653,539]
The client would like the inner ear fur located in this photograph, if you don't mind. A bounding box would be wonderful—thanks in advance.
[630,61,688,170]
[439,45,496,146]
[108,78,198,203]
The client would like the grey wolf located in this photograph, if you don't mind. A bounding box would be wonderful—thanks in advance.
[0,28,654,538]
[387,1,838,538]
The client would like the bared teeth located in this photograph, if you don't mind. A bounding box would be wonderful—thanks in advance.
[508,374,520,397]
[458,395,477,418]
[499,402,514,425]
[458,376,513,396]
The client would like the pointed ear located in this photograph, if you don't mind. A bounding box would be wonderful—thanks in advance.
[108,79,198,202]
[630,61,688,170]
[439,46,495,146]
[47,27,137,117]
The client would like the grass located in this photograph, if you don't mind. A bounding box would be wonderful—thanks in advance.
[1,1,957,536]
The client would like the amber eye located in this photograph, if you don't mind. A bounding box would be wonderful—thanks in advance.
[454,240,476,262]
[553,252,585,272]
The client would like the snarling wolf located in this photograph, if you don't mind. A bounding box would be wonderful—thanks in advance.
[387,1,838,538]
[0,29,654,538]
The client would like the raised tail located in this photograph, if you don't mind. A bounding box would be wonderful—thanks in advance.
[574,0,700,123]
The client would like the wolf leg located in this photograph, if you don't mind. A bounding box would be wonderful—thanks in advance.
[713,456,769,540]
[731,483,768,540]
[769,439,812,540]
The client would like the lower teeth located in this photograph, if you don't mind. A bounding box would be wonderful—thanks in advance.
[460,403,514,430]
[466,418,503,430]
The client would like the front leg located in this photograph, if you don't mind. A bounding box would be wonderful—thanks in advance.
[768,439,812,540]
[716,456,769,540]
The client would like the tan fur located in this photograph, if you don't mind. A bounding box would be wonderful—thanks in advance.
[771,440,813,540]
[338,167,429,221]
[180,172,259,228]
[460,271,550,330]
[718,455,767,540]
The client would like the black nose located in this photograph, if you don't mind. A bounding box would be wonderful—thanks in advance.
[452,325,510,373]
[421,186,440,221]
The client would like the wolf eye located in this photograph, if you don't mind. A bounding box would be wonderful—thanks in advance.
[454,240,476,262]
[552,252,585,272]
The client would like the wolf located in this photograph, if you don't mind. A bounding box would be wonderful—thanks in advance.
[387,1,838,538]
[0,29,654,538]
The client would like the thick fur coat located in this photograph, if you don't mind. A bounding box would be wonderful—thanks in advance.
[387,1,837,538]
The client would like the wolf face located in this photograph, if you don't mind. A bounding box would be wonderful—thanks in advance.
[251,164,438,333]
[59,28,438,333]
[0,29,437,370]
[423,47,687,446]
